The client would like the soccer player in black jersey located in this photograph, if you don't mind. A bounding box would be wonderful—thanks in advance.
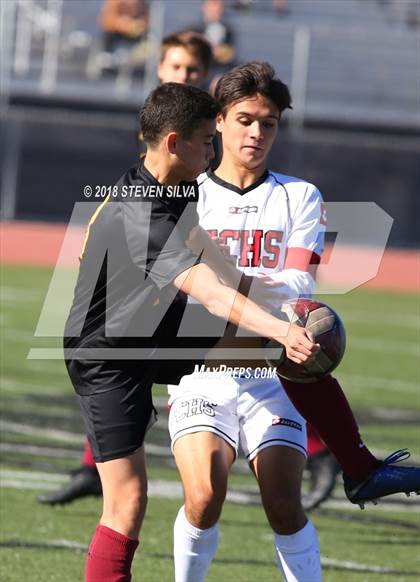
[64,83,318,582]
[37,30,214,507]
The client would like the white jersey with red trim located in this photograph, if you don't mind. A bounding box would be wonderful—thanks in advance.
[197,169,326,303]
[167,169,325,435]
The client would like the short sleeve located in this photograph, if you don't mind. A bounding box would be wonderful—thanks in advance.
[287,186,325,257]
[123,199,200,289]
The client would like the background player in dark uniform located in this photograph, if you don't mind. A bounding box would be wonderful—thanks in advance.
[65,82,318,582]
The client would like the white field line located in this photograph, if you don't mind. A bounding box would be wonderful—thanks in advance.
[369,407,420,421]
[2,419,420,464]
[0,421,85,444]
[45,539,88,551]
[0,443,81,458]
[338,310,420,330]
[0,287,45,302]
[0,377,71,393]
[1,473,419,514]
[0,469,68,482]
[4,330,419,356]
[349,337,419,356]
[320,557,412,575]
[2,329,39,342]
[0,439,172,458]
[0,536,414,575]
[337,372,420,394]
[1,480,63,491]
[5,393,419,423]
[2,366,419,398]
[2,283,419,328]
[1,403,77,419]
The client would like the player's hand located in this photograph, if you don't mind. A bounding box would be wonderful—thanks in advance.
[254,273,284,287]
[210,235,237,266]
[276,325,319,364]
[245,274,288,309]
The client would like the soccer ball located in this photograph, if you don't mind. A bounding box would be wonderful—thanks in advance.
[264,298,346,383]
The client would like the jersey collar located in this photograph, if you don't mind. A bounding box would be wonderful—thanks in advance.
[137,158,162,187]
[206,168,269,196]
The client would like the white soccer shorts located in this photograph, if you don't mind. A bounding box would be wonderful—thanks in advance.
[168,372,307,462]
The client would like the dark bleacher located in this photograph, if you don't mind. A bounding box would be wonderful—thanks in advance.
[8,0,419,130]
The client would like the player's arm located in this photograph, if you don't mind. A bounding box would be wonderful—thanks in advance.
[248,186,325,299]
[173,262,318,364]
[188,226,276,309]
[186,225,244,289]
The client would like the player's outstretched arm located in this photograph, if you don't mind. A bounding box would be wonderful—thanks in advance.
[188,227,277,309]
[173,263,318,364]
[187,226,244,289]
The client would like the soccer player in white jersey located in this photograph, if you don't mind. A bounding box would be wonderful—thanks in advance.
[168,62,323,582]
[168,61,420,581]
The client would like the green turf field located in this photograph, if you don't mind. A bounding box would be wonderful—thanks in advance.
[1,265,419,582]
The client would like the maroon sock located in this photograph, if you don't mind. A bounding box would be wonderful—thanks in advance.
[281,375,378,480]
[307,424,328,457]
[85,525,139,582]
[82,439,96,469]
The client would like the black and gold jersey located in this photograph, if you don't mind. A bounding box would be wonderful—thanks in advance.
[64,160,200,363]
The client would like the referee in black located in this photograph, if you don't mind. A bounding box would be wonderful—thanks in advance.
[64,82,317,582]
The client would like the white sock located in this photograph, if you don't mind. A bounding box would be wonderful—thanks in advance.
[173,505,219,582]
[273,520,322,582]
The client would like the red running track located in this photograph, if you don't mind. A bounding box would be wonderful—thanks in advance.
[1,221,419,292]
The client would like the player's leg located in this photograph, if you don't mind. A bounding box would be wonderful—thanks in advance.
[86,448,146,582]
[281,374,420,507]
[71,359,157,582]
[281,375,377,480]
[38,438,101,505]
[172,433,235,582]
[250,447,321,582]
[239,376,321,581]
[168,376,238,582]
[302,424,340,511]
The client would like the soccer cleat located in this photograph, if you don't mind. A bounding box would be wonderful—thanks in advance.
[344,449,420,508]
[301,450,341,511]
[37,466,102,505]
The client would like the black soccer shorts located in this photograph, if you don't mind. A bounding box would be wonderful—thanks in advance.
[67,359,157,463]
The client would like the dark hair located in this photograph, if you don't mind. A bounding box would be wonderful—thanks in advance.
[140,83,217,147]
[161,31,213,72]
[215,61,292,117]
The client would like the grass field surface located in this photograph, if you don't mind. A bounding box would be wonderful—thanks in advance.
[1,265,419,581]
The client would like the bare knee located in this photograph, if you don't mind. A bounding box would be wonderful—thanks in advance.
[265,495,305,534]
[103,480,148,533]
[185,484,225,529]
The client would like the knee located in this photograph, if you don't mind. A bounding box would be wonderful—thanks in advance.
[265,494,304,534]
[185,484,225,529]
[104,480,148,528]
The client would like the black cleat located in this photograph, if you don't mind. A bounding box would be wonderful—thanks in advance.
[38,466,102,505]
[302,450,340,511]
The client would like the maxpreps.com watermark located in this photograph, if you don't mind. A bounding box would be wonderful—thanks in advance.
[83,184,197,199]
[193,364,277,379]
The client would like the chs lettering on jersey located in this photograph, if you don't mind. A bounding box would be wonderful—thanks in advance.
[197,169,326,305]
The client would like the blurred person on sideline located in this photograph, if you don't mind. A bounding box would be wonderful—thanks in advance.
[98,0,149,65]
[273,0,289,16]
[193,0,236,68]
[234,0,288,16]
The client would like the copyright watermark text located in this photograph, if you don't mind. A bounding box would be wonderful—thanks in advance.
[83,184,197,199]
